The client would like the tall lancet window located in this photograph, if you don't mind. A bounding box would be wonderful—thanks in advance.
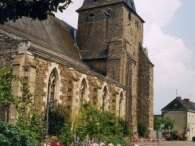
[102,87,108,111]
[119,92,124,117]
[48,69,58,103]
[46,68,59,135]
[80,79,87,106]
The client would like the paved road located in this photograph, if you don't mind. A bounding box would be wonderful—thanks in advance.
[137,141,195,146]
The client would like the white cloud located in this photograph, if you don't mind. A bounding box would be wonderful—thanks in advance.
[135,0,195,113]
[136,0,181,27]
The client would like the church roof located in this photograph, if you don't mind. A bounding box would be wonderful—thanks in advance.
[0,16,81,60]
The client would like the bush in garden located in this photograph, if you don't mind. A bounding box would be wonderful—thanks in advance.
[138,121,148,137]
[0,121,39,146]
[71,104,131,146]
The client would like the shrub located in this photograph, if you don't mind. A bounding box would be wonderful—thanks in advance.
[138,121,148,137]
[72,104,131,146]
[0,121,39,146]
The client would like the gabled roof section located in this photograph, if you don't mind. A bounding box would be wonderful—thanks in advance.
[0,16,81,61]
[162,97,195,113]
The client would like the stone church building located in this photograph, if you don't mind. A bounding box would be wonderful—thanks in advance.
[0,0,154,137]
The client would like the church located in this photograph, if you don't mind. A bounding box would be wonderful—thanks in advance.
[0,0,154,137]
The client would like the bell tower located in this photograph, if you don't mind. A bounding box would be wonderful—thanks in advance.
[77,0,146,135]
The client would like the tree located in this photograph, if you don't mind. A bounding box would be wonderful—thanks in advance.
[138,121,148,137]
[0,0,72,23]
[0,66,16,122]
[154,116,175,131]
[0,66,45,145]
[71,104,131,146]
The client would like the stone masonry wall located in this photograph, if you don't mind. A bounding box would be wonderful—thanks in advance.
[122,6,144,136]
[138,48,154,137]
[31,56,127,122]
[0,31,127,125]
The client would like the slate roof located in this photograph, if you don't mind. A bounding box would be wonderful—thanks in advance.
[162,97,195,113]
[125,0,136,11]
[0,16,81,61]
[78,0,136,12]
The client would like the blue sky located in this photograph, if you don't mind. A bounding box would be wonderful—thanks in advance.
[166,0,195,55]
[56,0,195,114]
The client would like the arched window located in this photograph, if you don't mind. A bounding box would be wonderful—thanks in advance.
[46,68,59,135]
[48,68,59,104]
[102,87,108,111]
[119,92,124,117]
[80,79,87,105]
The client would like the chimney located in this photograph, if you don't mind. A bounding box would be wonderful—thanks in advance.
[176,96,182,100]
[184,98,190,102]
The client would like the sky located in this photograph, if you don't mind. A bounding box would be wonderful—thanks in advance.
[56,0,195,114]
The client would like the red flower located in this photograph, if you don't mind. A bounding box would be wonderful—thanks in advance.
[50,142,60,146]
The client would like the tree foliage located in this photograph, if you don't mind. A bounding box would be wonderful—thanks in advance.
[72,104,131,145]
[138,121,148,137]
[0,66,16,106]
[154,116,175,131]
[0,0,72,23]
[0,66,45,145]
[0,121,40,146]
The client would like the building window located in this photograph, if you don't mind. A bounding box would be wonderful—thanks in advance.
[135,21,139,28]
[80,79,87,105]
[104,8,112,17]
[46,68,59,135]
[119,92,123,117]
[102,87,108,111]
[128,12,131,21]
[87,13,95,22]
[47,68,59,104]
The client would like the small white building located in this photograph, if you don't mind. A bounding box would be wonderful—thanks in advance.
[162,97,195,141]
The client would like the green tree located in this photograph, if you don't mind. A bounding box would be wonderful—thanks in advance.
[0,0,72,23]
[154,116,175,131]
[72,104,131,146]
[0,66,45,145]
[138,121,148,137]
[0,66,16,122]
[0,121,40,146]
[163,117,175,131]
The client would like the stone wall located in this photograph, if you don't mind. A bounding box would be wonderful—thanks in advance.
[31,56,127,122]
[138,48,154,137]
[187,112,195,141]
[0,32,127,124]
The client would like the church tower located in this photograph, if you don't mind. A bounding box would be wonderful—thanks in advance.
[77,0,152,136]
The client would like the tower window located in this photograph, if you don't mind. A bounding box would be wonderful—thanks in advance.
[89,13,95,17]
[104,8,112,17]
[128,12,132,21]
[136,21,139,28]
[86,13,95,21]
